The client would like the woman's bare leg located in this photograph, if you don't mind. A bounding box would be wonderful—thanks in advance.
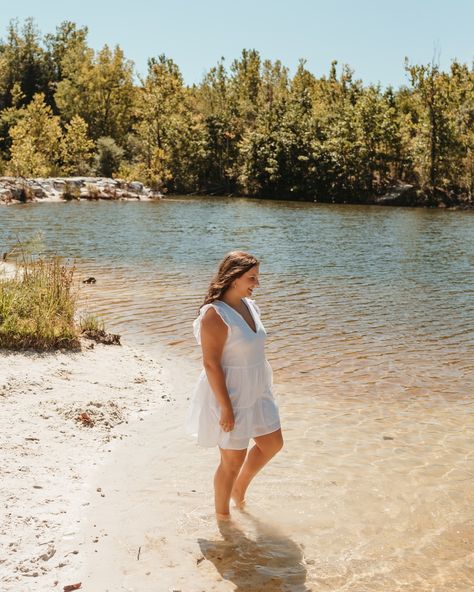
[231,429,283,507]
[214,447,247,518]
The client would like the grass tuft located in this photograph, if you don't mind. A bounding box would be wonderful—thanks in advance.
[79,312,121,345]
[0,254,80,350]
[78,313,105,333]
[1,237,120,351]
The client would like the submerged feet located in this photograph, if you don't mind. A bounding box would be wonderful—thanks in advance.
[215,488,245,521]
[231,485,246,509]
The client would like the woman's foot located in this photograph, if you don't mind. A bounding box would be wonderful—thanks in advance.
[231,485,246,509]
[216,512,232,521]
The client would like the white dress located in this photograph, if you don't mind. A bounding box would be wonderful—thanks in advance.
[185,298,281,450]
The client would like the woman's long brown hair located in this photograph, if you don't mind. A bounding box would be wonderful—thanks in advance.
[201,251,259,308]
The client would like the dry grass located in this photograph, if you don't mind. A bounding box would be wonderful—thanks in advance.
[0,240,111,350]
[0,255,80,350]
[78,313,105,333]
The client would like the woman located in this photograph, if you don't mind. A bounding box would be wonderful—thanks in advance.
[186,251,283,520]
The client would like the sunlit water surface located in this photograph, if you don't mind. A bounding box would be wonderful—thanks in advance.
[2,198,473,590]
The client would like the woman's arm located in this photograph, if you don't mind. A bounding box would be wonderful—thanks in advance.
[200,307,234,432]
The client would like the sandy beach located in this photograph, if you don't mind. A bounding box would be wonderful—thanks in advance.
[0,335,306,592]
[3,334,473,592]
[2,339,474,591]
[0,339,174,591]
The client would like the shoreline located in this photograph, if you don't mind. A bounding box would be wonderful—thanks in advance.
[0,339,176,591]
[1,177,472,210]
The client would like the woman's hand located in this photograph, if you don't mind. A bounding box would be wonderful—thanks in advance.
[219,404,235,432]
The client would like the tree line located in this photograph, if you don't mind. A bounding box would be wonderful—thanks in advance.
[0,18,473,205]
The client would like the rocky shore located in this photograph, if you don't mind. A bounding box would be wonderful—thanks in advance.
[0,177,163,205]
[367,182,473,209]
[1,177,472,210]
[306,182,473,209]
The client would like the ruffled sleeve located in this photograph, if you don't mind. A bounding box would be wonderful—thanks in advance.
[193,302,232,345]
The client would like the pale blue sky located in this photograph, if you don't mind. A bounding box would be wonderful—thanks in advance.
[1,0,473,88]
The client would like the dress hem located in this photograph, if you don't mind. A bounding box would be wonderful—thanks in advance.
[186,422,282,450]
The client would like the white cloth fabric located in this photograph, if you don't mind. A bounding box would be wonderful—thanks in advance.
[185,298,281,450]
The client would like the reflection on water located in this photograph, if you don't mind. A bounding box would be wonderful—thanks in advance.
[199,513,309,592]
[2,198,474,590]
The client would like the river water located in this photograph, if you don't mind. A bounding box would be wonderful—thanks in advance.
[2,198,473,590]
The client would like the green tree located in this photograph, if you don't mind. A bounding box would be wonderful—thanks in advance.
[0,18,50,111]
[195,59,240,192]
[127,55,206,191]
[95,136,124,177]
[405,59,458,192]
[229,49,262,128]
[445,60,474,197]
[317,64,365,197]
[237,58,291,195]
[60,115,95,175]
[55,42,135,142]
[7,92,61,176]
[0,82,26,151]
[351,84,403,192]
[44,20,89,85]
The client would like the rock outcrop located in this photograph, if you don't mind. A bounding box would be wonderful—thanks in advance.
[0,177,163,205]
[371,183,420,207]
[369,182,472,209]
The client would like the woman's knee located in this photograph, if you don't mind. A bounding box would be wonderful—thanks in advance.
[220,450,246,475]
[256,429,284,457]
[272,431,284,454]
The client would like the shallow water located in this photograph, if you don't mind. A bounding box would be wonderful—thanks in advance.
[78,349,474,591]
[2,197,474,589]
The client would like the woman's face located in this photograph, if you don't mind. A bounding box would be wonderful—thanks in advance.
[235,265,260,298]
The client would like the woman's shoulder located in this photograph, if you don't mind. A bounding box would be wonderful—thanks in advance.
[201,304,227,328]
[193,301,231,344]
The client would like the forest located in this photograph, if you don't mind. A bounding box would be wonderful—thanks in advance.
[0,18,473,206]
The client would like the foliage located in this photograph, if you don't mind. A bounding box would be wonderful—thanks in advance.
[54,40,135,142]
[404,59,474,197]
[61,115,95,175]
[94,136,124,177]
[0,18,51,111]
[128,55,207,191]
[7,92,61,176]
[0,236,112,350]
[0,18,473,205]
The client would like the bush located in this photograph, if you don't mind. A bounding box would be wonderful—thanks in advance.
[85,183,101,199]
[95,136,124,177]
[18,180,35,202]
[63,181,81,201]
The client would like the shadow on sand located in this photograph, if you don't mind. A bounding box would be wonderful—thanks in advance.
[198,510,310,591]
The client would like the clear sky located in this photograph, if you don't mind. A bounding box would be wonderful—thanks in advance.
[1,0,473,88]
